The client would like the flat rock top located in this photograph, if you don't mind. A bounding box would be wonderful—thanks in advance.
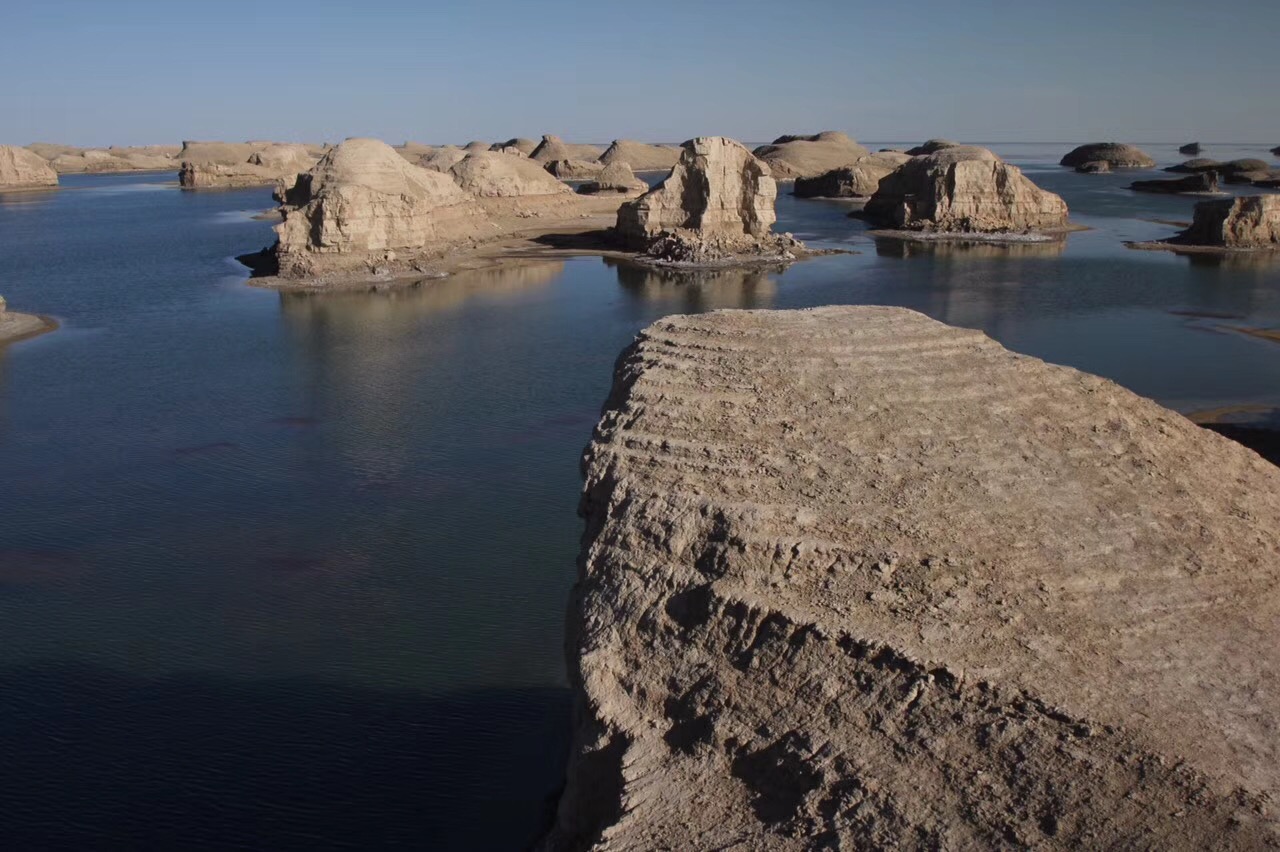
[554,306,1280,849]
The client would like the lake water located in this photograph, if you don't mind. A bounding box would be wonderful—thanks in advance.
[1,142,1278,849]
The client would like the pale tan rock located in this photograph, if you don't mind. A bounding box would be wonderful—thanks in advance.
[181,143,317,189]
[395,142,435,162]
[544,159,604,180]
[598,140,680,172]
[752,131,870,180]
[490,138,538,156]
[792,151,911,198]
[272,138,491,278]
[176,140,259,165]
[530,135,604,163]
[578,161,646,195]
[0,294,52,343]
[448,151,572,197]
[416,146,468,173]
[1178,195,1280,248]
[26,142,81,161]
[865,145,1069,233]
[906,138,960,155]
[0,145,58,189]
[546,305,1280,851]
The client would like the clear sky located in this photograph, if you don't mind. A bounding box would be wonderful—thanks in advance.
[3,0,1277,147]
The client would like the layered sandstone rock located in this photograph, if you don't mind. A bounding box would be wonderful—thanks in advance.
[530,135,604,163]
[616,137,798,263]
[752,131,870,180]
[1130,172,1221,194]
[864,146,1069,234]
[46,147,175,173]
[792,151,912,198]
[448,151,573,197]
[271,138,490,278]
[0,145,59,189]
[176,140,258,165]
[1060,143,1155,169]
[1177,195,1280,248]
[598,140,680,172]
[546,305,1280,851]
[578,161,646,195]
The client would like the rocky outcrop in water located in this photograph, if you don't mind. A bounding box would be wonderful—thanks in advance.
[598,140,680,172]
[0,145,58,189]
[531,136,604,164]
[0,294,51,343]
[1075,160,1111,173]
[270,138,490,278]
[1060,143,1155,169]
[1180,142,1203,155]
[1166,158,1224,173]
[545,304,1280,851]
[792,152,911,198]
[577,161,646,195]
[906,138,960,156]
[752,132,870,181]
[864,146,1069,234]
[448,151,573,197]
[616,137,799,263]
[1176,195,1280,248]
[1130,172,1220,194]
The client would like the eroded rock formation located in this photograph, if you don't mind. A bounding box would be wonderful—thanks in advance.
[598,140,680,172]
[0,294,51,343]
[1177,195,1280,248]
[906,138,960,156]
[490,138,538,156]
[180,143,317,189]
[0,145,58,189]
[544,159,605,180]
[578,161,646,195]
[1060,143,1155,169]
[864,146,1069,234]
[531,135,604,163]
[545,305,1280,851]
[1180,142,1203,155]
[752,131,870,181]
[448,151,573,197]
[792,152,912,199]
[1130,172,1221,194]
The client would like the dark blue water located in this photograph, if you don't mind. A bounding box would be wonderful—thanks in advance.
[0,145,1278,849]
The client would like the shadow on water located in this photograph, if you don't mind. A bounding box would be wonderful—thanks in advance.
[0,662,570,851]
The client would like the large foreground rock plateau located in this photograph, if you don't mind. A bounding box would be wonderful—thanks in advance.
[0,145,58,190]
[545,305,1280,850]
[864,146,1069,234]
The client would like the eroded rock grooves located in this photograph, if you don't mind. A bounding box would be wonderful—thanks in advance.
[546,306,1280,851]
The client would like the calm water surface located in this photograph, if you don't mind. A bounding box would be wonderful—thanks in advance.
[0,143,1278,849]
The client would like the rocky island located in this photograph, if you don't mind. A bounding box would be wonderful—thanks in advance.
[1060,142,1155,169]
[544,305,1280,850]
[0,295,54,344]
[1128,195,1280,254]
[0,145,59,190]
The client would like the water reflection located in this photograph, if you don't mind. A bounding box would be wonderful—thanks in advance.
[608,258,780,311]
[873,236,1067,260]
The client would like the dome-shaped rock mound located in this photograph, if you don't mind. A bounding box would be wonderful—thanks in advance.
[272,138,489,278]
[906,138,961,156]
[530,135,603,163]
[752,131,870,180]
[599,140,681,172]
[0,145,59,189]
[1060,143,1155,169]
[793,151,912,199]
[448,151,572,197]
[416,146,468,173]
[865,145,1069,233]
[248,143,316,172]
[490,138,538,156]
[578,161,646,195]
[1177,195,1280,248]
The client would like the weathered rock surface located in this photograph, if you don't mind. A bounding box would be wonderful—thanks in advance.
[1166,158,1225,173]
[546,305,1280,851]
[906,138,960,156]
[180,143,317,189]
[1130,172,1221,194]
[271,138,490,278]
[448,151,573,197]
[865,146,1069,233]
[545,159,605,180]
[1060,143,1156,169]
[598,140,680,172]
[531,135,604,163]
[792,152,912,199]
[1180,142,1203,155]
[176,141,258,165]
[616,137,798,263]
[752,132,870,181]
[0,294,52,343]
[416,146,469,173]
[490,138,538,156]
[0,145,59,189]
[1074,160,1111,173]
[577,161,646,195]
[1177,195,1280,248]
[395,142,436,162]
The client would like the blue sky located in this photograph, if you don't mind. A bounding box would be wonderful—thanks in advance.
[3,0,1277,147]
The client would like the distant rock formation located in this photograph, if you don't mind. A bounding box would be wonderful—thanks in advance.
[598,140,680,172]
[1180,142,1203,155]
[1272,146,1280,157]
[463,141,489,153]
[577,161,646,195]
[544,159,605,180]
[1176,195,1280,248]
[616,137,800,264]
[0,145,59,189]
[1130,172,1220,195]
[0,294,52,343]
[490,138,538,156]
[271,138,490,278]
[395,142,436,162]
[416,146,469,173]
[547,304,1280,851]
[1165,158,1224,173]
[1075,160,1112,174]
[1060,143,1155,169]
[530,135,604,163]
[176,141,258,165]
[792,152,912,198]
[752,131,870,180]
[179,143,317,189]
[864,146,1069,233]
[906,138,960,155]
[448,151,573,197]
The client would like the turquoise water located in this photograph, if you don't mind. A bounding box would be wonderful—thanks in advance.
[0,144,1278,849]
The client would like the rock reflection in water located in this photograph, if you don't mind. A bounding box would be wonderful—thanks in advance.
[607,258,780,311]
[873,236,1067,260]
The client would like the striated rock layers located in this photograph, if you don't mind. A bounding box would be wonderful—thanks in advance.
[271,138,490,278]
[752,132,870,181]
[1060,143,1155,169]
[616,137,798,263]
[864,146,1068,234]
[546,305,1280,851]
[793,152,912,199]
[1177,195,1280,248]
[0,145,59,189]
[598,140,681,172]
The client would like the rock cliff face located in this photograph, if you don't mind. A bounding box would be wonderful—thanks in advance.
[792,152,911,199]
[546,305,1280,851]
[531,135,604,163]
[752,131,870,180]
[598,140,680,172]
[1060,143,1155,169]
[0,145,59,189]
[272,138,490,278]
[448,151,573,197]
[865,146,1069,233]
[1178,195,1280,248]
[616,137,796,263]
